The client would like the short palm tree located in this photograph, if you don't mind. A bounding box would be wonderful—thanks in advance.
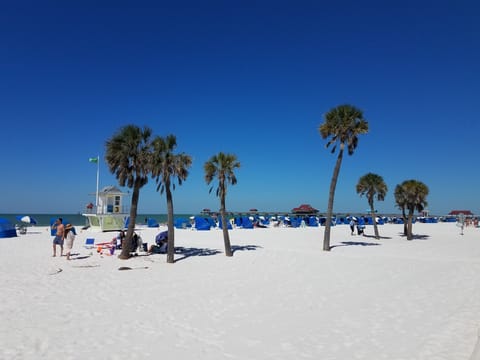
[319,104,369,251]
[356,173,388,239]
[151,135,192,264]
[105,125,153,259]
[204,152,240,257]
[394,180,429,240]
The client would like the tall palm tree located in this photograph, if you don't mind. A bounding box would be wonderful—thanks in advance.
[394,183,409,235]
[105,125,153,259]
[319,104,369,251]
[394,180,429,240]
[151,134,192,264]
[356,173,388,239]
[204,152,240,257]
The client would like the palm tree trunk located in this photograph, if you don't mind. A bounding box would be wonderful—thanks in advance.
[220,191,232,257]
[119,182,140,259]
[371,203,379,239]
[166,183,175,264]
[407,210,413,240]
[402,208,408,236]
[324,147,344,251]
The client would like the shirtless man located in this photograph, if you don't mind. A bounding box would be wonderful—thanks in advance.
[52,218,65,257]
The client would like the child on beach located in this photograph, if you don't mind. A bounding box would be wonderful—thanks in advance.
[113,230,125,249]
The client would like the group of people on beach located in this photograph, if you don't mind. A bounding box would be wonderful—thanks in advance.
[52,219,169,258]
[51,218,76,260]
[111,230,144,252]
[349,218,366,236]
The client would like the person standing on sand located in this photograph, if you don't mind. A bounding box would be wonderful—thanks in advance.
[349,218,355,235]
[51,218,64,257]
[63,224,75,260]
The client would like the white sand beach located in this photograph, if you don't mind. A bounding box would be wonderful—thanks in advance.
[1,222,480,360]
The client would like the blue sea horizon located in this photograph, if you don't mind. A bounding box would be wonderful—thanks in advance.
[0,214,192,227]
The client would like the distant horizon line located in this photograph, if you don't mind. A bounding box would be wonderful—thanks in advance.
[0,211,465,217]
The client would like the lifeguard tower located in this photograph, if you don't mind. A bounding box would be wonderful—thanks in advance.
[83,185,129,231]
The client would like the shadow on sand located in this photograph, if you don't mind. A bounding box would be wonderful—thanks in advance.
[398,233,430,240]
[72,255,93,260]
[362,234,392,240]
[174,247,222,263]
[173,244,262,262]
[331,241,381,249]
[232,244,262,254]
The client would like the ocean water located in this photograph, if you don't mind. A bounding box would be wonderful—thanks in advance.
[0,214,196,227]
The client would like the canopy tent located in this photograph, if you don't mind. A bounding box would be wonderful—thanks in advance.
[147,218,159,228]
[194,217,211,231]
[0,218,17,238]
[174,218,191,229]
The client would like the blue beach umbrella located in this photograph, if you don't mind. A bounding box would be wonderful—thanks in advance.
[16,215,37,225]
[155,231,168,244]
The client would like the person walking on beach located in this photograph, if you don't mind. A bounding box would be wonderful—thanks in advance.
[349,218,355,235]
[51,218,64,257]
[63,224,75,260]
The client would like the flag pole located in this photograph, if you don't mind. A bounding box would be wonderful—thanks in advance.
[95,155,100,213]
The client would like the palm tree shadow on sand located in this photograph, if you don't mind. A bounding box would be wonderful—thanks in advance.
[362,234,392,240]
[363,234,391,240]
[331,240,381,249]
[232,245,262,254]
[174,247,222,263]
[173,244,262,262]
[398,233,430,240]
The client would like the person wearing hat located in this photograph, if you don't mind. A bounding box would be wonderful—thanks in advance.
[64,224,76,260]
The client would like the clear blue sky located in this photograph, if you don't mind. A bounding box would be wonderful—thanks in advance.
[1,0,479,215]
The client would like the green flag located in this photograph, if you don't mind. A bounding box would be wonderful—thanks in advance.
[89,157,98,163]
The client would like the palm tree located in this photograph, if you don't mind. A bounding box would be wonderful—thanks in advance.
[394,180,429,240]
[394,183,409,235]
[204,152,240,257]
[105,125,153,259]
[319,104,369,251]
[151,134,192,264]
[356,173,388,239]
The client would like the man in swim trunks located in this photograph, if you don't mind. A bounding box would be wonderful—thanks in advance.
[52,218,64,257]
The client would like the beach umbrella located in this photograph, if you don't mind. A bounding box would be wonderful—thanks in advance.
[155,231,168,244]
[16,215,37,225]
